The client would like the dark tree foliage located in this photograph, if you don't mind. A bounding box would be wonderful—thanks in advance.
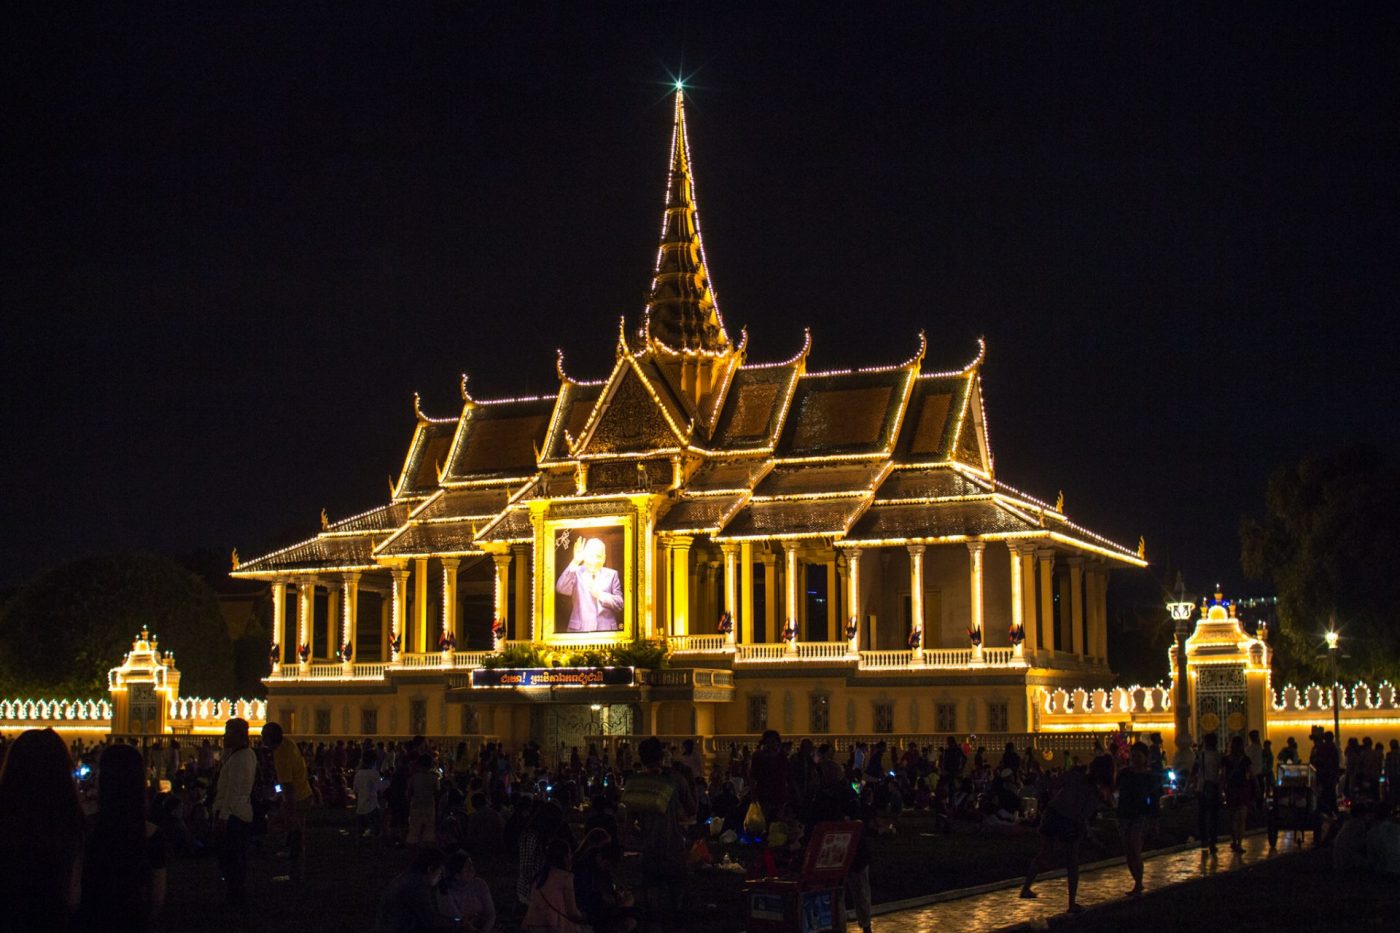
[0,553,235,697]
[1241,446,1400,683]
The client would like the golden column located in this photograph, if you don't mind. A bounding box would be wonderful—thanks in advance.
[825,552,839,642]
[740,540,755,646]
[440,558,460,657]
[784,541,800,653]
[378,586,390,661]
[967,541,985,660]
[340,572,360,665]
[270,579,287,673]
[386,565,408,652]
[390,569,408,661]
[721,543,739,646]
[1019,543,1040,657]
[908,544,926,661]
[1007,543,1025,659]
[668,536,693,638]
[325,585,339,661]
[762,550,777,643]
[1068,557,1085,659]
[413,557,430,653]
[846,548,863,653]
[1036,549,1056,656]
[492,553,512,649]
[512,544,531,642]
[296,578,315,669]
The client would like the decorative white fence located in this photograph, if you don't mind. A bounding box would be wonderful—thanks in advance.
[1272,681,1397,711]
[859,650,914,669]
[0,698,112,722]
[668,634,730,654]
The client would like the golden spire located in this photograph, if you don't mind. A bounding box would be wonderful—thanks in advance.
[642,88,730,354]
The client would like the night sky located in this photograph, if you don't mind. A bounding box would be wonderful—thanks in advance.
[3,3,1397,595]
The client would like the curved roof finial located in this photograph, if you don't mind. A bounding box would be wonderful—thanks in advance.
[460,373,474,403]
[412,391,426,422]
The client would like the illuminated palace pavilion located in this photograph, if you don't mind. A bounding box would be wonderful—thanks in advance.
[234,90,1145,753]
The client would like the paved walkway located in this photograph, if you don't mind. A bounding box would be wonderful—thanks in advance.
[872,830,1305,932]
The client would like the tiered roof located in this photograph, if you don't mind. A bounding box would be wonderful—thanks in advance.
[235,90,1143,578]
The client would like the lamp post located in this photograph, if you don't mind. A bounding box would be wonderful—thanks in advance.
[1324,627,1341,745]
[1166,574,1197,767]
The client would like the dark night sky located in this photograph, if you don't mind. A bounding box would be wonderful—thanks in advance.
[3,3,1397,594]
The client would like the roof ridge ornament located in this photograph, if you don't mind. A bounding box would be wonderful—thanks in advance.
[413,391,426,422]
[460,373,474,404]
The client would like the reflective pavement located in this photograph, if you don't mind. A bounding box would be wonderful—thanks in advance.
[873,831,1305,932]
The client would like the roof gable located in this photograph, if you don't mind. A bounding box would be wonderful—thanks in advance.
[571,356,689,457]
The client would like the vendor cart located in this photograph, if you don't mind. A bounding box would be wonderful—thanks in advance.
[743,821,862,933]
[1268,762,1320,848]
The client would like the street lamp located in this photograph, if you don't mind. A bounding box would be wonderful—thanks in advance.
[1166,573,1197,771]
[1324,626,1341,745]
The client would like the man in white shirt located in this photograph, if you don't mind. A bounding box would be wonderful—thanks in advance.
[212,718,258,905]
[353,751,387,836]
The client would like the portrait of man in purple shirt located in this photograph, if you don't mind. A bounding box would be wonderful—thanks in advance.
[555,536,623,632]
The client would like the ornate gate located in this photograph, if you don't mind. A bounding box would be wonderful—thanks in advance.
[1195,664,1247,747]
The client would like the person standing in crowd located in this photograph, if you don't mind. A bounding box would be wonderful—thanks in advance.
[1116,742,1160,897]
[0,728,86,932]
[407,753,440,846]
[1222,735,1254,854]
[1020,756,1115,914]
[1260,739,1275,797]
[262,722,313,882]
[750,730,792,824]
[354,750,386,837]
[622,736,695,929]
[1195,733,1223,853]
[1311,730,1341,816]
[211,718,258,906]
[1277,735,1300,764]
[76,743,166,932]
[517,800,568,907]
[1245,731,1265,806]
[1386,740,1400,809]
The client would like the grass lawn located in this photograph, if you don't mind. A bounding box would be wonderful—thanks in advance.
[157,797,1234,932]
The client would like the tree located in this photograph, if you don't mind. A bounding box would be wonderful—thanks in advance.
[0,553,235,698]
[1240,445,1400,683]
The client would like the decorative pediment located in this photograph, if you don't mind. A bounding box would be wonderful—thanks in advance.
[572,361,688,456]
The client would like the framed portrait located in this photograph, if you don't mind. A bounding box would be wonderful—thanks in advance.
[543,516,633,642]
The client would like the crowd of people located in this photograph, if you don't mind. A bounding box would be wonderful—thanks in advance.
[2,721,1397,932]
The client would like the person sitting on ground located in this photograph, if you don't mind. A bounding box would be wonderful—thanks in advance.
[522,838,589,933]
[574,838,636,933]
[376,846,454,932]
[466,792,505,852]
[435,849,496,933]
